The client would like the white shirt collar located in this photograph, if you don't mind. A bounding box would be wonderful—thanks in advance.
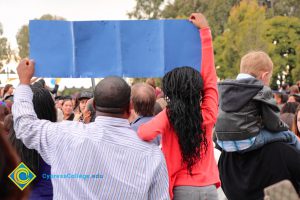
[236,73,255,80]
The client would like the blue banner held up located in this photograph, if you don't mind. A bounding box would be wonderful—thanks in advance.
[29,20,202,78]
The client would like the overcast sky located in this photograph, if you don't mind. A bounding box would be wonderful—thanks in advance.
[0,0,137,88]
[0,0,136,49]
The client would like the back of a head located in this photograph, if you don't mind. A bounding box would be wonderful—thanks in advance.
[3,84,12,96]
[240,51,273,78]
[162,66,204,174]
[146,78,156,89]
[94,76,131,114]
[31,86,57,122]
[131,83,156,117]
[289,85,299,95]
[281,102,300,114]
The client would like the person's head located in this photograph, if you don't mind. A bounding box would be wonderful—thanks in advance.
[146,78,156,89]
[3,84,14,96]
[37,79,46,88]
[55,96,64,109]
[289,85,299,95]
[240,51,273,86]
[292,105,300,138]
[282,83,289,91]
[162,66,205,175]
[281,102,300,114]
[83,98,96,123]
[78,91,93,113]
[72,93,80,110]
[274,92,283,105]
[62,99,73,116]
[288,95,296,103]
[94,76,131,118]
[131,83,156,117]
[287,94,300,103]
[31,86,57,122]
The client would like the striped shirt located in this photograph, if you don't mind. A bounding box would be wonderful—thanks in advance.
[12,85,169,200]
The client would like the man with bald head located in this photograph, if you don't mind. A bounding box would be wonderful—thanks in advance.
[130,83,161,145]
[12,60,169,199]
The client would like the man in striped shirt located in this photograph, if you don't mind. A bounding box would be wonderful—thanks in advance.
[12,59,169,200]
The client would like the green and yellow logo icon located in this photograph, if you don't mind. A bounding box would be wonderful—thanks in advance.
[8,162,36,190]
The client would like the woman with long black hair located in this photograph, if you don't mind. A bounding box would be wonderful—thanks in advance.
[138,13,220,199]
[8,86,56,199]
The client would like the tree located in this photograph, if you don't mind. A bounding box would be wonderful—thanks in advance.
[262,16,300,87]
[162,0,209,19]
[205,0,241,37]
[16,14,65,59]
[268,0,300,18]
[128,0,164,19]
[0,23,11,69]
[214,0,268,79]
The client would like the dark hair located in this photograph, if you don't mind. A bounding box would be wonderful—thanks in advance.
[162,66,205,175]
[292,94,300,103]
[282,94,289,104]
[0,102,10,121]
[3,84,13,96]
[86,99,96,122]
[31,86,57,122]
[94,76,131,114]
[8,86,57,176]
[281,102,300,114]
[131,83,156,117]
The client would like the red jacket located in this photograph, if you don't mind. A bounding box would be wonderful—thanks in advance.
[138,28,220,199]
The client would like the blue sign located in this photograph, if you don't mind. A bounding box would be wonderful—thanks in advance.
[29,20,202,78]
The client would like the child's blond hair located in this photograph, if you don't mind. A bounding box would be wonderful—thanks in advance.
[240,51,273,78]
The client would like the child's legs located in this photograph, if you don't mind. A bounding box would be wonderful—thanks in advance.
[243,129,300,152]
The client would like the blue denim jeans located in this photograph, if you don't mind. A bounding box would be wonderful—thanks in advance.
[242,129,300,153]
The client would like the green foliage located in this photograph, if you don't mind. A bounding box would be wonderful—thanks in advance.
[131,77,162,87]
[268,0,300,18]
[16,14,65,59]
[128,0,164,19]
[214,0,268,79]
[205,0,241,37]
[162,0,209,19]
[263,16,300,87]
[16,25,28,59]
[0,23,11,68]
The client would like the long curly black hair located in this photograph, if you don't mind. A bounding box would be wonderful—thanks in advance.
[163,66,207,175]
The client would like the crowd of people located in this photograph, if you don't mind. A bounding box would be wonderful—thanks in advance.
[1,13,300,200]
